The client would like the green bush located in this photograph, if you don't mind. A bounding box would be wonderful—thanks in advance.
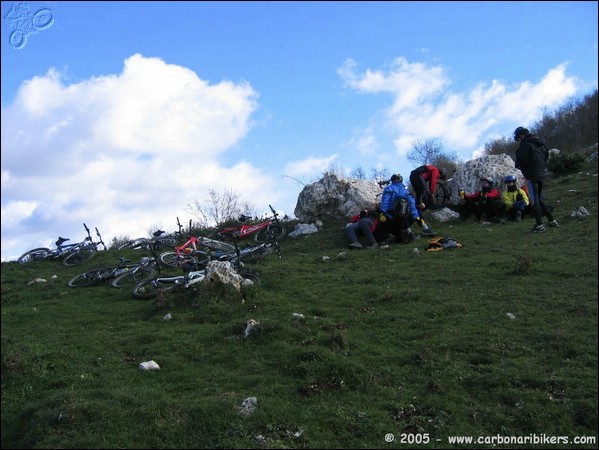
[547,151,586,176]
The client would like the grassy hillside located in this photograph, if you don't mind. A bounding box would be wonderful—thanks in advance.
[2,162,598,449]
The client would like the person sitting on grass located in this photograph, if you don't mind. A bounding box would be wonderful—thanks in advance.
[497,175,529,224]
[461,176,502,223]
[346,208,380,249]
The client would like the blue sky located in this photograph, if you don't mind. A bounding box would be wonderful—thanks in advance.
[1,1,597,261]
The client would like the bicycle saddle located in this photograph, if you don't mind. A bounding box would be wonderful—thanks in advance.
[56,237,69,246]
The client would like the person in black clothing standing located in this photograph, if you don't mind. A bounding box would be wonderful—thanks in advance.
[514,126,559,233]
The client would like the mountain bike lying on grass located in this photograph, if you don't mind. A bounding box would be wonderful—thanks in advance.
[132,235,263,300]
[131,261,260,300]
[18,224,107,266]
[117,229,178,252]
[67,256,158,288]
[158,235,280,269]
[212,204,286,243]
[132,236,262,299]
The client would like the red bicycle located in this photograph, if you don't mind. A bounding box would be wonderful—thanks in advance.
[212,205,286,243]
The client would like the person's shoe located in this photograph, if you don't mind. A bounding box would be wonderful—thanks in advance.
[382,234,396,245]
[401,229,413,243]
[548,220,559,228]
[421,227,437,236]
[499,216,508,225]
[515,211,522,222]
[366,242,378,249]
[348,242,363,249]
[530,224,546,233]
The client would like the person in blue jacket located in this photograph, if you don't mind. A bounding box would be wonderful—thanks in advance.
[379,174,436,243]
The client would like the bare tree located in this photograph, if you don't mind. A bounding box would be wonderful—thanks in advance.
[407,138,445,166]
[370,167,390,181]
[351,166,366,179]
[483,136,514,158]
[431,151,460,177]
[187,189,255,228]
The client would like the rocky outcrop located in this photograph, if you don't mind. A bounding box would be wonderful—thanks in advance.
[293,152,565,221]
[294,172,381,222]
[446,154,524,204]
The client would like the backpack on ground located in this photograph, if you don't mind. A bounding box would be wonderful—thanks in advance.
[426,236,463,252]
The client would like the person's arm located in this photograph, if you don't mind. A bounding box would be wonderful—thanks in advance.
[487,188,501,199]
[516,142,530,168]
[407,194,419,218]
[464,191,480,199]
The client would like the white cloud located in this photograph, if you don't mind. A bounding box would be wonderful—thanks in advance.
[284,154,339,178]
[339,59,580,160]
[0,54,268,261]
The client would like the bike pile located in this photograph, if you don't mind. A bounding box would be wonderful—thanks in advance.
[17,208,286,300]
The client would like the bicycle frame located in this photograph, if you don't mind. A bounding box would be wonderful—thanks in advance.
[215,205,284,242]
[56,223,105,256]
[218,219,273,240]
[18,223,104,264]
[132,269,206,299]
[173,235,234,256]
[155,270,205,288]
[118,230,177,251]
[67,256,155,288]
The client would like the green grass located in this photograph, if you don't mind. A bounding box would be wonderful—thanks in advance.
[2,164,598,449]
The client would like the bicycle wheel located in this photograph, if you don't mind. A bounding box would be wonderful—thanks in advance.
[159,251,181,268]
[111,267,157,289]
[132,279,180,300]
[118,238,146,250]
[17,248,51,264]
[254,224,286,243]
[238,245,274,264]
[199,236,236,252]
[153,236,177,251]
[63,246,96,266]
[204,230,239,252]
[68,268,109,287]
[239,270,261,285]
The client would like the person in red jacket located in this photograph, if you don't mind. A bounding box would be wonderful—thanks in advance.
[462,177,502,223]
[346,208,380,249]
[409,164,446,210]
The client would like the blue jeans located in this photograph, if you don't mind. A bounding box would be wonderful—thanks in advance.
[346,218,376,244]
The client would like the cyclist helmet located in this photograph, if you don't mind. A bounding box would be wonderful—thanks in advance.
[391,174,403,183]
[480,176,494,187]
[513,126,529,141]
[504,175,517,184]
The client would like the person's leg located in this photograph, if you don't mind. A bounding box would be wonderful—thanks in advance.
[410,173,426,206]
[537,180,556,223]
[497,201,508,223]
[530,181,543,226]
[474,201,483,222]
[400,217,417,243]
[357,218,377,245]
[346,222,362,247]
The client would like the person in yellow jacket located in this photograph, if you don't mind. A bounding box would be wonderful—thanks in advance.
[498,175,530,224]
